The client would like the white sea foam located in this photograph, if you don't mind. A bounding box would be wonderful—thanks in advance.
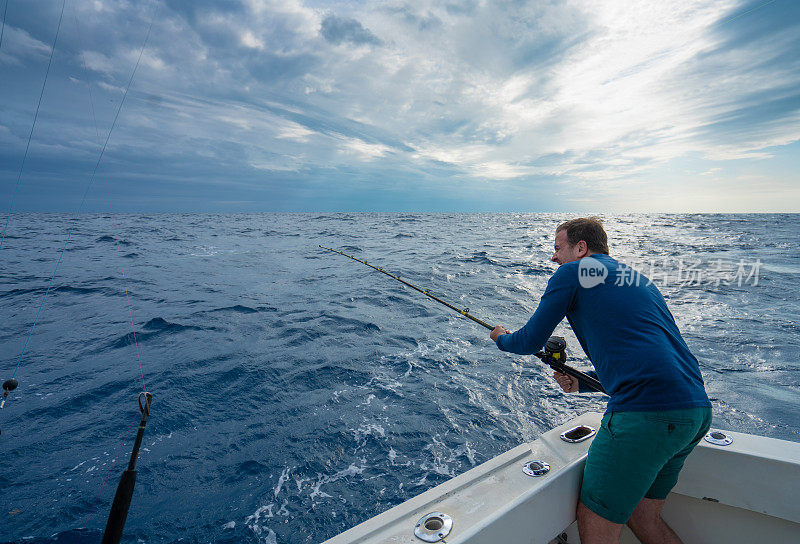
[354,421,386,442]
[274,467,292,499]
[294,476,310,491]
[244,504,277,543]
[308,459,367,503]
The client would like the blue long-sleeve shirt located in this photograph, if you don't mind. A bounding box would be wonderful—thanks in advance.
[496,254,710,412]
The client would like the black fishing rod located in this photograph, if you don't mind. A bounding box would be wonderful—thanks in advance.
[319,246,606,394]
[102,391,153,544]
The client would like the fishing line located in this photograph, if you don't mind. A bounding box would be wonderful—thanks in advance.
[717,0,780,27]
[2,1,157,423]
[70,6,160,542]
[319,246,605,393]
[319,245,493,328]
[2,3,160,540]
[0,0,66,252]
[73,7,147,392]
[66,8,153,533]
[0,0,8,52]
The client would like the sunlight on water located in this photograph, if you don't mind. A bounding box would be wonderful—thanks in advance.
[0,213,797,543]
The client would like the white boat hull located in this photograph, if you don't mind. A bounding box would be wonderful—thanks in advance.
[322,412,800,543]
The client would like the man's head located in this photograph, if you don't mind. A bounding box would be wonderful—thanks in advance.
[552,217,609,265]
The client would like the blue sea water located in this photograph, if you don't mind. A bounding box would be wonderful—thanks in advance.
[0,213,798,543]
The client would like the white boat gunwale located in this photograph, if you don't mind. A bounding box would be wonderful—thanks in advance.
[322,411,800,543]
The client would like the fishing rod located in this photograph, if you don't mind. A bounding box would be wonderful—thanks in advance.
[319,246,606,394]
[102,392,153,544]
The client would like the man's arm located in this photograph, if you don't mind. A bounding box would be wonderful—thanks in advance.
[495,267,577,355]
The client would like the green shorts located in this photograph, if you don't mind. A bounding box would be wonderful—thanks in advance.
[580,407,712,524]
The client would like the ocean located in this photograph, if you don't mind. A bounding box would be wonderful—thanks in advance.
[1,213,798,543]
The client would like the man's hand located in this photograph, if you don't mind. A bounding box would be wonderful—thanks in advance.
[490,325,510,342]
[553,371,579,393]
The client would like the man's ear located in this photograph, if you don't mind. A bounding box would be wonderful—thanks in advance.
[578,240,588,256]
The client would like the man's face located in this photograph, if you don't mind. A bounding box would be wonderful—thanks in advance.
[552,229,585,265]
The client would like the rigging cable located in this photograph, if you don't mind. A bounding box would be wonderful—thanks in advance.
[73,7,147,392]
[2,3,159,541]
[69,8,152,530]
[0,0,66,252]
[72,5,161,541]
[0,0,9,52]
[59,8,150,530]
[1,5,156,397]
[717,0,779,27]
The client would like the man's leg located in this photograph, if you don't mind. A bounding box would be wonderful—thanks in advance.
[626,497,683,544]
[577,500,623,544]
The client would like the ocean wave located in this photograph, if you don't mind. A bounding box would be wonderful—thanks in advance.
[2,284,111,298]
[210,304,260,314]
[3,212,798,544]
[95,235,132,246]
[108,317,203,348]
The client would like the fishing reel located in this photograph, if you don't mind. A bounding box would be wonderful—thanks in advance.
[536,336,605,394]
[1,378,18,408]
[543,336,567,364]
[1,378,19,436]
[534,335,568,373]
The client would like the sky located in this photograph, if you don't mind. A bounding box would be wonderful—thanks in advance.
[0,0,799,213]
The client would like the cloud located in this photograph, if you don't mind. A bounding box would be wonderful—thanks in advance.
[80,50,115,75]
[383,5,442,31]
[276,122,316,142]
[445,1,478,16]
[0,25,52,65]
[2,0,799,212]
[338,136,392,160]
[240,30,264,50]
[319,15,382,46]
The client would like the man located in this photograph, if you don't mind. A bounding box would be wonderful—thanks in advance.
[489,217,711,544]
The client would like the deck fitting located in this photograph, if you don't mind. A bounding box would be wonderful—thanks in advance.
[523,460,551,476]
[704,430,733,446]
[414,511,453,542]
